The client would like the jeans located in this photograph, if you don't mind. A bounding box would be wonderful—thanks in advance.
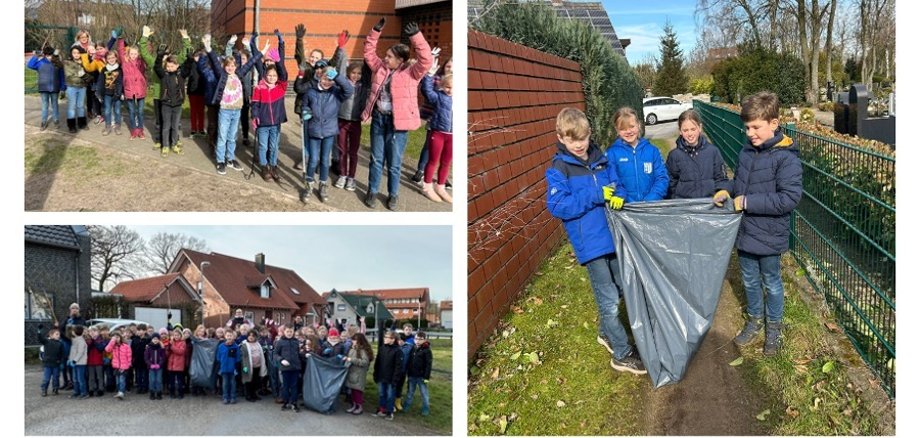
[738,251,785,322]
[170,370,184,395]
[368,111,409,196]
[216,109,241,163]
[135,364,148,391]
[148,368,163,392]
[103,95,122,127]
[404,377,429,413]
[221,371,236,401]
[42,366,60,391]
[584,253,631,360]
[424,130,453,184]
[281,369,299,404]
[417,129,432,171]
[257,125,281,166]
[377,382,396,414]
[206,105,219,148]
[87,365,103,392]
[115,369,127,394]
[40,92,60,123]
[337,119,361,178]
[161,104,182,148]
[66,86,86,119]
[72,364,87,396]
[125,97,145,130]
[307,136,335,182]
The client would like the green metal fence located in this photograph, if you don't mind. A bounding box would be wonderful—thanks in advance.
[694,100,896,398]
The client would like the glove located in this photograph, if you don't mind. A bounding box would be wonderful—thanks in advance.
[302,113,312,121]
[403,21,420,36]
[373,17,386,32]
[424,379,429,384]
[142,25,153,38]
[431,47,441,58]
[67,360,75,367]
[111,28,119,39]
[733,195,746,212]
[712,190,730,207]
[336,30,349,49]
[150,364,159,370]
[323,348,332,355]
[281,359,290,367]
[228,34,238,45]
[336,354,344,361]
[602,186,624,209]
[251,118,258,132]
[242,367,248,374]
[325,67,338,80]
[295,24,306,39]
[274,28,283,44]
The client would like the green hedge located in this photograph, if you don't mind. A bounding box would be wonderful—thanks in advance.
[712,45,807,106]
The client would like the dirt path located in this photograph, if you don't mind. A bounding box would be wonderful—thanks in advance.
[644,279,769,435]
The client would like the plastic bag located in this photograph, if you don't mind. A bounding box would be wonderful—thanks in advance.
[607,198,741,387]
[302,354,349,413]
[189,338,219,387]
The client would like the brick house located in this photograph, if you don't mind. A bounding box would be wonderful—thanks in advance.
[339,287,430,324]
[24,226,92,345]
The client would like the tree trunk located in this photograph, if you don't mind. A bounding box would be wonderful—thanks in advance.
[825,0,837,92]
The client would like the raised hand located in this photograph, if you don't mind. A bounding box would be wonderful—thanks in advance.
[142,25,153,38]
[427,61,439,76]
[325,67,338,80]
[229,34,239,45]
[274,28,284,44]
[202,34,212,51]
[431,47,442,58]
[179,29,189,39]
[336,30,350,48]
[241,35,250,47]
[373,17,386,32]
[295,23,306,39]
[403,21,419,36]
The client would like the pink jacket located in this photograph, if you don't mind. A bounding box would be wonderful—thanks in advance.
[105,339,133,371]
[361,29,433,131]
[117,38,148,99]
[166,339,187,372]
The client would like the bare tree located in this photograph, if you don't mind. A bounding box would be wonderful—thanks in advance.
[824,0,837,88]
[143,232,209,275]
[794,0,831,105]
[89,225,145,292]
[858,0,893,90]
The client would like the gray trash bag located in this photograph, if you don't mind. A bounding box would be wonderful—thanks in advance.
[190,338,219,388]
[302,354,349,413]
[606,198,741,387]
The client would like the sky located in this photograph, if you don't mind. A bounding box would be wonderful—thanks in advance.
[130,225,453,302]
[601,0,699,65]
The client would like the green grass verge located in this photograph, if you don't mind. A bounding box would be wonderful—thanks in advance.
[24,137,127,178]
[468,243,644,435]
[649,138,673,158]
[360,123,428,166]
[25,65,38,93]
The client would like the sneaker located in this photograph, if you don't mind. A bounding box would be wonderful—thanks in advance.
[365,193,378,209]
[41,389,47,397]
[293,405,300,412]
[411,169,424,184]
[352,405,363,415]
[610,349,647,375]
[319,181,329,202]
[102,125,111,136]
[161,148,169,158]
[763,321,782,356]
[114,125,122,135]
[300,181,313,202]
[172,145,183,155]
[386,194,399,211]
[242,138,250,147]
[345,178,356,192]
[230,398,237,404]
[445,179,452,190]
[216,163,227,175]
[596,334,615,356]
[334,175,347,189]
[346,404,357,413]
[223,399,230,405]
[227,159,242,171]
[375,409,386,417]
[294,160,304,171]
[139,131,146,139]
[385,412,394,421]
[40,121,48,131]
[282,403,289,411]
[95,115,104,125]
[271,166,281,182]
[733,316,764,347]
[115,392,125,400]
[153,142,161,151]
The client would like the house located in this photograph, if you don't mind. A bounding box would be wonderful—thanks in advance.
[24,225,92,345]
[340,287,431,323]
[322,289,394,331]
[425,301,440,327]
[109,273,201,329]
[440,300,453,330]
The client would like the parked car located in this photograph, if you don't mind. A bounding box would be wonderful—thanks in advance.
[85,318,150,333]
[642,97,693,125]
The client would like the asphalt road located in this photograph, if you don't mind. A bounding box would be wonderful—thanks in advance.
[23,366,442,436]
[644,120,679,140]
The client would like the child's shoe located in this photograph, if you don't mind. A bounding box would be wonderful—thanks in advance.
[115,391,124,400]
[319,181,329,202]
[422,182,442,202]
[138,130,146,139]
[40,120,48,131]
[96,390,104,397]
[292,404,300,412]
[271,166,281,182]
[114,124,122,135]
[67,118,77,133]
[395,397,403,411]
[411,169,424,184]
[421,409,430,416]
[385,412,394,421]
[150,392,155,400]
[763,321,782,356]
[346,403,356,413]
[345,177,356,192]
[172,145,183,155]
[77,116,89,130]
[375,408,386,417]
[734,316,764,347]
[334,175,347,189]
[435,184,452,203]
[153,142,162,151]
[351,405,363,415]
[161,147,169,158]
[102,125,111,136]
[52,389,59,395]
[41,389,47,397]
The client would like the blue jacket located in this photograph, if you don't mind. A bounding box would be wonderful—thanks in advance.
[546,142,625,265]
[197,55,218,104]
[420,76,451,133]
[28,56,65,93]
[216,341,240,374]
[302,74,354,138]
[666,135,732,199]
[606,137,669,203]
[731,130,803,255]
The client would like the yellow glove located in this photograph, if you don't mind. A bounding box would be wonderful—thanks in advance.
[733,195,745,212]
[712,190,730,207]
[601,186,624,210]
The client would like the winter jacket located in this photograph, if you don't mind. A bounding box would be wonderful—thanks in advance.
[406,341,433,379]
[144,343,166,369]
[273,336,302,372]
[62,57,90,88]
[606,137,669,203]
[154,60,191,107]
[216,341,240,374]
[116,38,148,99]
[666,135,732,199]
[95,63,123,100]
[186,56,202,96]
[293,46,344,116]
[336,49,372,121]
[546,142,625,265]
[205,39,263,107]
[321,340,347,360]
[28,56,65,93]
[39,335,66,367]
[131,336,150,369]
[87,335,105,366]
[166,338,187,372]
[399,342,412,372]
[731,130,803,256]
[303,74,354,138]
[68,336,88,365]
[241,341,268,383]
[105,339,132,371]
[251,75,289,127]
[196,55,217,103]
[419,75,451,133]
[345,347,371,391]
[249,39,286,102]
[373,342,404,385]
[361,28,433,130]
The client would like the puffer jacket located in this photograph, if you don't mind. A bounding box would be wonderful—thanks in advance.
[68,336,88,365]
[116,38,147,99]
[361,29,433,130]
[373,342,404,385]
[196,54,217,103]
[167,338,187,371]
[666,135,732,199]
[250,47,289,127]
[105,339,132,371]
[144,343,166,369]
[303,74,354,138]
[154,59,191,107]
[606,137,669,203]
[39,335,66,367]
[273,336,302,372]
[95,63,123,99]
[546,142,625,265]
[131,335,149,369]
[27,56,65,93]
[205,38,263,107]
[216,341,240,374]
[419,75,451,133]
[293,46,344,116]
[345,346,371,391]
[731,130,803,255]
[336,48,371,121]
[62,57,89,88]
[406,341,432,379]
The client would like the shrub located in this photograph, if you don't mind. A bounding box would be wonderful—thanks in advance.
[711,46,807,106]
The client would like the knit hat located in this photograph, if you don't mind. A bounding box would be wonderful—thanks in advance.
[151,333,160,340]
[328,328,340,337]
[159,327,168,336]
[266,48,280,62]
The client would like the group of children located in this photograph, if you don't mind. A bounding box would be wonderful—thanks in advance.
[27,20,453,210]
[547,91,803,374]
[37,316,434,421]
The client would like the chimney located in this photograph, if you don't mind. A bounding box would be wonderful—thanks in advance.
[255,253,265,273]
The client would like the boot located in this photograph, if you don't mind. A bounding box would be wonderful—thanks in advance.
[67,118,77,133]
[422,182,442,202]
[102,125,111,136]
[764,321,783,356]
[262,166,273,182]
[733,315,764,347]
[435,184,452,203]
[157,391,163,400]
[319,181,329,202]
[52,388,59,395]
[271,166,281,182]
[395,397,403,412]
[113,124,122,135]
[77,116,89,130]
[150,391,155,400]
[42,389,48,397]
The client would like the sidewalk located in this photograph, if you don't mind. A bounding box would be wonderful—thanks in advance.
[23,95,452,212]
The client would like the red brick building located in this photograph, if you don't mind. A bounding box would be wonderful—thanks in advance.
[338,287,431,323]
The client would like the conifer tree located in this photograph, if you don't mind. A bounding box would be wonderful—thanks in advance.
[653,22,689,96]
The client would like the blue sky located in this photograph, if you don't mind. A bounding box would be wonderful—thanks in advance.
[600,0,698,65]
[131,226,453,301]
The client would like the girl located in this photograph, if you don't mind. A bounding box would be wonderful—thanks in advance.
[100,327,114,392]
[666,109,731,199]
[154,53,194,156]
[344,333,373,415]
[251,31,288,182]
[605,107,669,203]
[167,329,187,398]
[62,45,92,133]
[373,330,404,420]
[241,330,267,402]
[187,50,206,138]
[68,326,88,399]
[419,71,453,203]
[144,333,166,400]
[300,66,354,202]
[94,49,123,136]
[216,330,240,404]
[361,18,433,211]
[72,30,96,121]
[335,60,371,191]
[413,54,452,184]
[86,326,105,397]
[273,326,302,411]
[114,30,149,139]
[27,46,65,131]
[105,331,132,400]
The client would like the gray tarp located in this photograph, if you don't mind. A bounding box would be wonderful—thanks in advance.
[190,338,219,387]
[607,198,741,387]
[302,354,349,413]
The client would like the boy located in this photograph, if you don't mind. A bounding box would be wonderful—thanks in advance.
[39,327,66,396]
[373,330,404,420]
[545,107,646,375]
[403,332,432,416]
[713,91,803,356]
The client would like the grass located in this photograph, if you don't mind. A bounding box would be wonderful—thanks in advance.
[359,122,429,165]
[649,137,673,158]
[24,137,129,179]
[25,65,38,92]
[468,243,645,435]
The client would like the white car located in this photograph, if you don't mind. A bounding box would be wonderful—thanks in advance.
[85,318,150,333]
[642,97,693,125]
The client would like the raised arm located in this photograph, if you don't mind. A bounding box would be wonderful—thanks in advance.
[404,22,432,80]
[137,26,157,68]
[363,18,386,72]
[177,29,192,64]
[294,23,306,67]
[274,29,287,82]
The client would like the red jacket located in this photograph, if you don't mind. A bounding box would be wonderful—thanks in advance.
[87,335,105,366]
[166,339,187,372]
[117,38,147,99]
[251,79,289,126]
[105,339,132,371]
[361,29,433,131]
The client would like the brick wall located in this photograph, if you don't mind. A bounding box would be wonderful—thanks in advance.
[24,234,92,345]
[467,30,585,359]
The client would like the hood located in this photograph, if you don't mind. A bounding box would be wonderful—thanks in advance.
[747,129,798,154]
[554,141,606,167]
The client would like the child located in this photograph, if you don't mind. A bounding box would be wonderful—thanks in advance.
[322,328,347,360]
[344,332,373,415]
[274,326,302,412]
[300,66,354,203]
[187,49,206,138]
[373,330,404,420]
[144,333,166,400]
[85,326,104,397]
[335,59,371,191]
[404,331,432,416]
[402,323,416,345]
[94,49,124,136]
[154,54,194,157]
[61,45,92,133]
[130,324,150,395]
[605,107,669,203]
[39,328,65,396]
[216,330,241,404]
[167,329,187,398]
[241,330,267,402]
[412,53,450,184]
[546,107,646,375]
[27,46,65,131]
[666,109,731,199]
[713,91,803,356]
[114,29,149,139]
[419,71,453,203]
[68,326,88,398]
[105,331,132,399]
[100,327,115,392]
[250,30,288,182]
[394,333,412,411]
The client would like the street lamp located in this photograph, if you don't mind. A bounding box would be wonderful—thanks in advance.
[197,261,210,325]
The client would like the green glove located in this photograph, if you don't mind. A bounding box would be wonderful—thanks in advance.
[242,367,248,373]
[423,379,429,384]
[602,186,624,210]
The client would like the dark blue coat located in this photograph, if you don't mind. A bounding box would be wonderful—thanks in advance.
[197,55,218,104]
[606,137,669,203]
[94,64,124,100]
[28,56,65,93]
[272,337,302,372]
[546,143,625,265]
[731,130,803,255]
[666,135,732,199]
[420,75,451,132]
[302,74,354,138]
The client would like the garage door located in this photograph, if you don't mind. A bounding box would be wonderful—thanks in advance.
[135,307,182,330]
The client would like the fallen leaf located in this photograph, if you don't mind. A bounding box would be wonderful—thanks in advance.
[785,406,799,418]
[822,361,835,373]
[546,319,559,328]
[793,364,808,374]
[580,277,587,282]
[561,305,569,309]
[502,330,510,338]
[491,368,500,379]
[813,397,822,410]
[510,351,521,361]
[843,408,853,417]
[533,297,544,305]
[525,352,541,364]
[729,357,744,367]
[498,415,508,434]
[530,393,539,400]
[509,412,519,422]
[556,400,566,408]
[756,409,771,421]
[478,413,490,423]
[824,322,841,332]
[511,306,524,314]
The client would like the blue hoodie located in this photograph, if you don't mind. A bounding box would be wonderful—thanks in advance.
[606,137,669,203]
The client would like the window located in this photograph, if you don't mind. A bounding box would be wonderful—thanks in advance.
[337,304,347,312]
[260,283,270,299]
[245,311,254,322]
[291,288,301,295]
[25,290,53,320]
[327,302,335,313]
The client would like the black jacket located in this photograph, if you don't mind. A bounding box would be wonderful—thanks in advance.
[666,135,732,199]
[155,59,192,107]
[131,335,150,368]
[406,342,432,379]
[273,336,302,372]
[373,342,404,385]
[39,335,66,366]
